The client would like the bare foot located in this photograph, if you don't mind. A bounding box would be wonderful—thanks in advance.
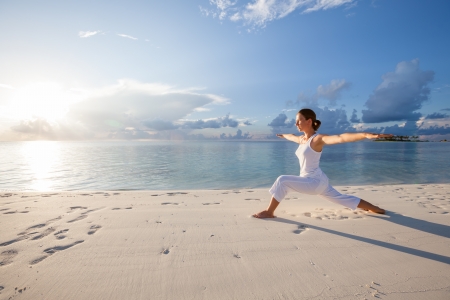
[252,210,275,218]
[358,200,385,214]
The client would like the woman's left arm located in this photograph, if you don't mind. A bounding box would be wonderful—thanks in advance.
[319,133,393,145]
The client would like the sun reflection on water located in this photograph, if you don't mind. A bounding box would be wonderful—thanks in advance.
[21,141,61,191]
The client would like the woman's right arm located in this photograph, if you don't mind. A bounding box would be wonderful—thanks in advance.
[276,134,301,143]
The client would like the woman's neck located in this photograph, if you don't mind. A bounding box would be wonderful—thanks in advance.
[302,129,316,139]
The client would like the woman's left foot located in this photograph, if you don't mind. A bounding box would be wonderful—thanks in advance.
[358,200,385,214]
[363,207,385,214]
[253,210,275,218]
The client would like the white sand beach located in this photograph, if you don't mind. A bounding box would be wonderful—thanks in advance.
[1,184,449,299]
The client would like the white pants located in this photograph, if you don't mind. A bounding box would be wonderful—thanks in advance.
[269,175,361,210]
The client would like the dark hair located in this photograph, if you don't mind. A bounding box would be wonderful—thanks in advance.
[298,108,321,131]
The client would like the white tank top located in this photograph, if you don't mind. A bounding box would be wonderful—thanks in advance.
[295,133,325,179]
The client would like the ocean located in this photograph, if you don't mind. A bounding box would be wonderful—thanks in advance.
[1,140,449,191]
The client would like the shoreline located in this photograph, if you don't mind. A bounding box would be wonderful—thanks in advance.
[3,182,450,193]
[1,184,449,299]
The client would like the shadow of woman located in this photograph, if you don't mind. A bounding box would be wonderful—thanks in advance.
[368,211,450,239]
[267,214,450,265]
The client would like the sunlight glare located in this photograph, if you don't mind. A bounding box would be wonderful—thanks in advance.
[7,82,81,121]
[21,141,61,191]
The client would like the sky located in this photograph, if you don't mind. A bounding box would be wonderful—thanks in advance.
[0,0,449,141]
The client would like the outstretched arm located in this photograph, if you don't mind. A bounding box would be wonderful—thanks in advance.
[276,133,301,143]
[319,133,393,145]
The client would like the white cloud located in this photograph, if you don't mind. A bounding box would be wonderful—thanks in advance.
[203,0,356,28]
[288,78,351,106]
[117,34,138,40]
[361,59,434,123]
[303,0,354,14]
[0,83,14,89]
[78,30,102,38]
[194,107,211,112]
[316,79,351,105]
[68,79,229,132]
[0,79,230,140]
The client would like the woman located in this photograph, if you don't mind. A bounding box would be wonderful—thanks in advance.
[253,108,390,219]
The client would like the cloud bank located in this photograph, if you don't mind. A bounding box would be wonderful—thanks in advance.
[220,129,251,139]
[144,114,250,131]
[1,80,236,140]
[426,112,448,119]
[268,105,355,137]
[361,59,434,123]
[202,0,356,28]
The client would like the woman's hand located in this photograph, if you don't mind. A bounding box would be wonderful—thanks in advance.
[365,133,393,139]
[277,134,302,143]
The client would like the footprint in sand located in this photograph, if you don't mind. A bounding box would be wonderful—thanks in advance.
[88,225,102,235]
[3,210,29,214]
[0,249,18,266]
[167,192,188,196]
[30,240,84,265]
[67,215,88,223]
[0,208,10,212]
[112,207,133,210]
[68,206,87,213]
[0,234,35,247]
[293,225,308,234]
[20,216,62,236]
[304,209,362,220]
[81,207,105,215]
[1,216,64,246]
[19,222,50,236]
[54,229,69,240]
[161,249,170,255]
[245,198,261,201]
[31,227,56,240]
[161,202,179,206]
[202,203,220,205]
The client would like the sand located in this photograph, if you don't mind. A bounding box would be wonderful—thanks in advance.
[0,184,449,300]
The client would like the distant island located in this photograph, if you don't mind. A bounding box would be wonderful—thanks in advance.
[373,135,429,142]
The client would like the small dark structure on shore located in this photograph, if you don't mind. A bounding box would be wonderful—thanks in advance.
[374,135,426,142]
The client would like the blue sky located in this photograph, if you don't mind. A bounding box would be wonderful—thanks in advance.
[0,0,449,141]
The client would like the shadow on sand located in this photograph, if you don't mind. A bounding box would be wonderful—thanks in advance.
[267,211,450,264]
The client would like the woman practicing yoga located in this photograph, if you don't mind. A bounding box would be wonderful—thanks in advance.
[253,108,390,219]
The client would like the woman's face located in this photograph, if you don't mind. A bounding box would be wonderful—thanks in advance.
[295,113,310,132]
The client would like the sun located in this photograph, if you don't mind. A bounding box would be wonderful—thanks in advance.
[7,82,81,121]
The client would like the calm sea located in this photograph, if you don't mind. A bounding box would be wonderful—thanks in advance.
[1,141,449,191]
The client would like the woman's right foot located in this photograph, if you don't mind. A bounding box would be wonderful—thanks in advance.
[252,210,275,218]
